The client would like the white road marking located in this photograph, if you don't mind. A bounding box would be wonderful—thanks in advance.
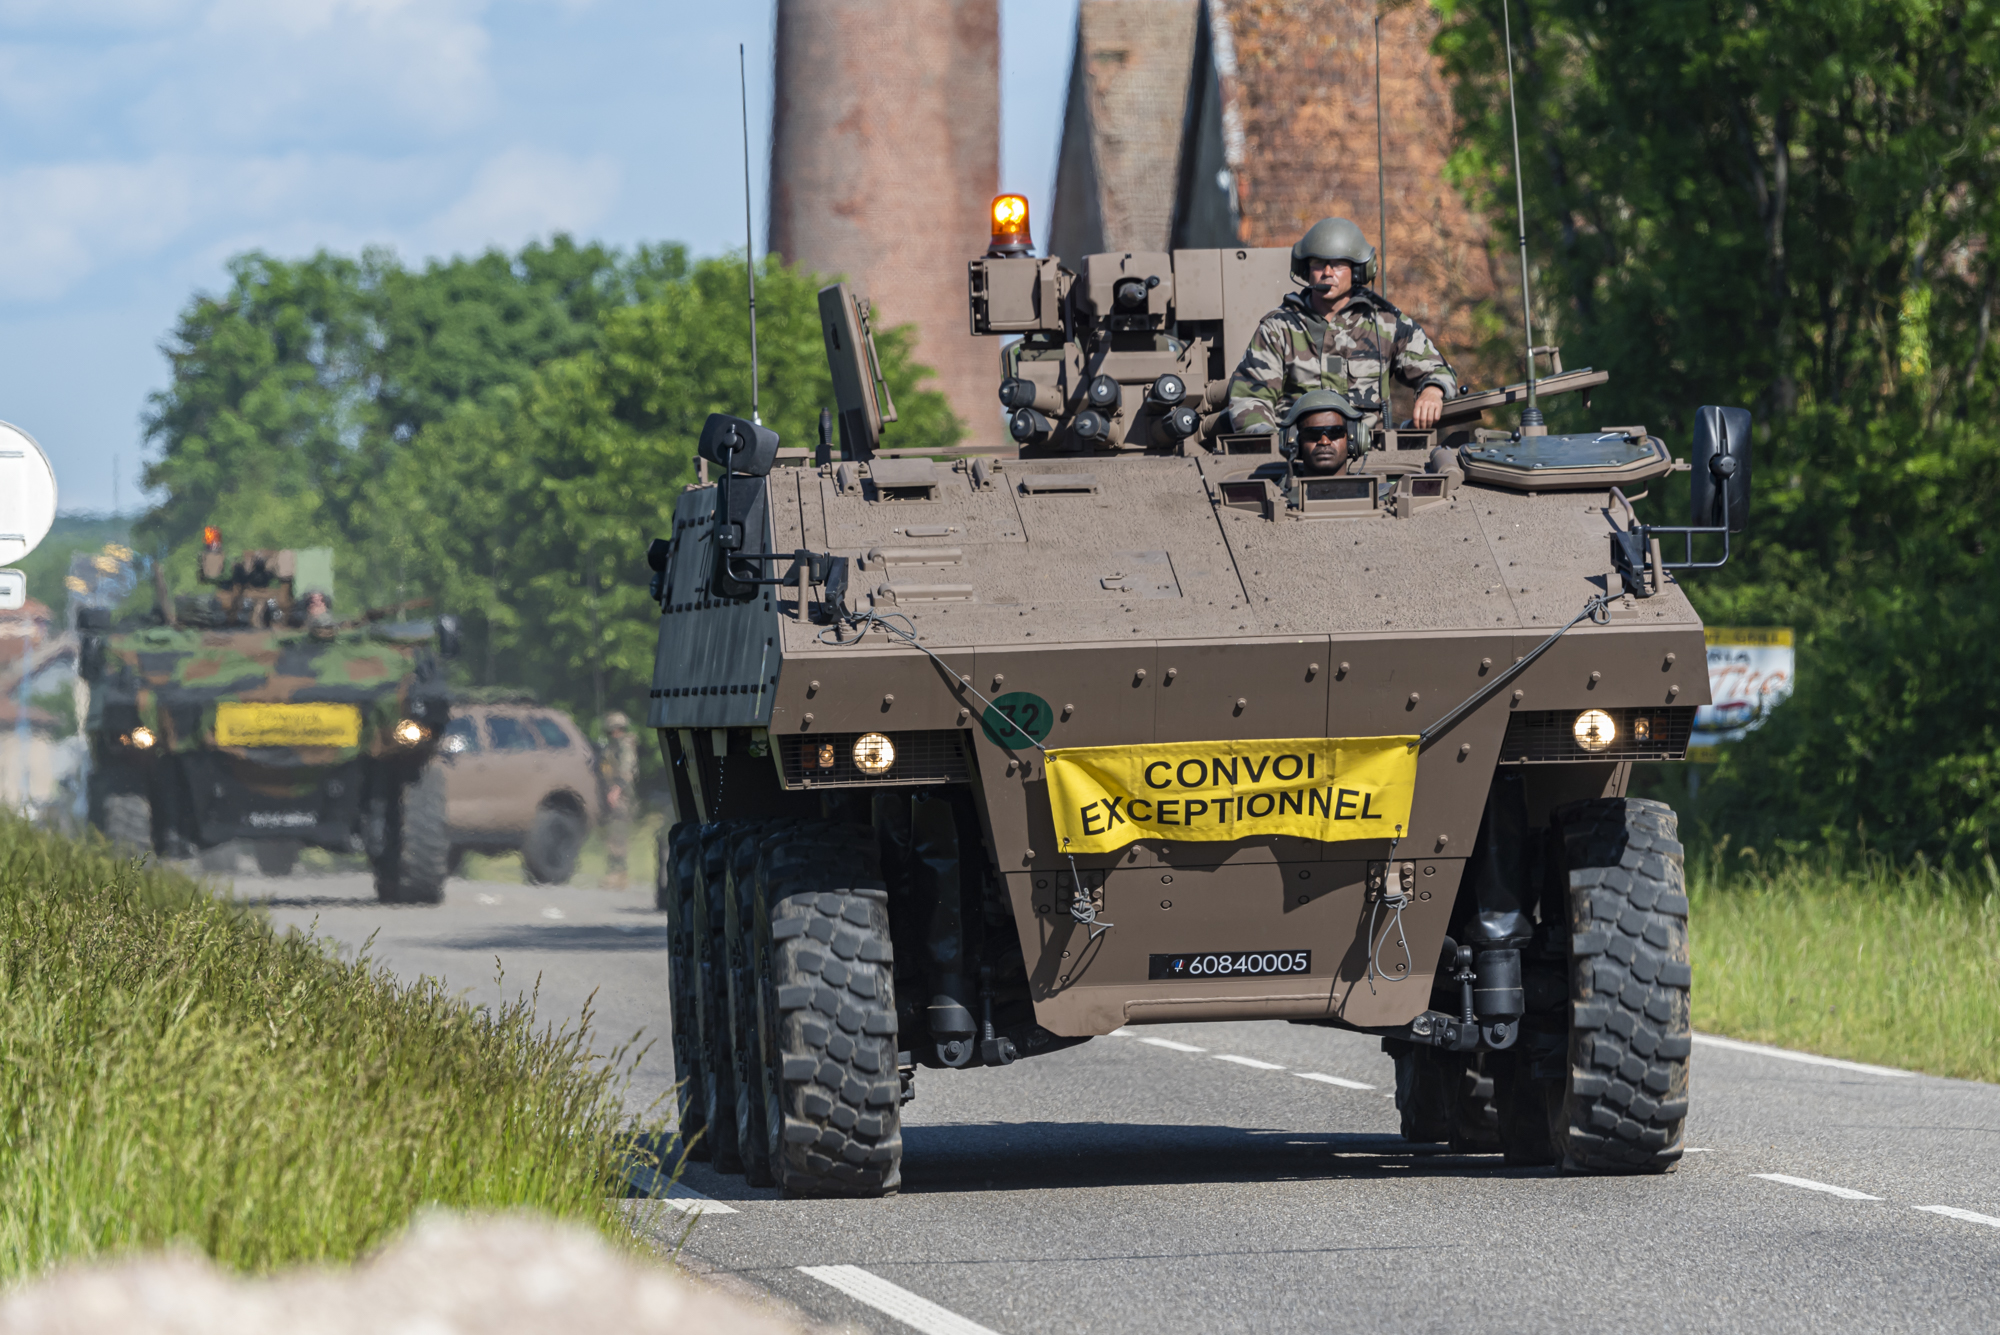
[1137,1037,1205,1053]
[1694,1033,1915,1079]
[1684,1148,1715,1153]
[658,1183,738,1215]
[799,1265,1001,1335]
[1296,1072,1375,1090]
[1753,1173,1882,1201]
[541,906,566,920]
[475,893,499,905]
[1915,1205,2000,1229]
[1107,1028,1136,1037]
[1214,1054,1285,1070]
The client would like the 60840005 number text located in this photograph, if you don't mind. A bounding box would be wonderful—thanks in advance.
[1147,950,1311,981]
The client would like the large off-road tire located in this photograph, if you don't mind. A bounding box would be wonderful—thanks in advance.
[692,822,743,1173]
[372,764,450,905]
[101,792,155,856]
[522,804,587,885]
[1542,797,1691,1174]
[748,822,901,1198]
[1392,1047,1501,1152]
[253,841,300,877]
[722,822,782,1186]
[661,821,708,1159]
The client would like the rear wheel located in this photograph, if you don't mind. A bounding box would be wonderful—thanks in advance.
[661,821,708,1159]
[723,822,782,1186]
[1540,797,1691,1174]
[749,821,901,1198]
[253,840,300,877]
[372,764,449,905]
[522,805,586,885]
[692,822,743,1173]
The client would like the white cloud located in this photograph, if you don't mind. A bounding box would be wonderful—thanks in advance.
[420,145,620,254]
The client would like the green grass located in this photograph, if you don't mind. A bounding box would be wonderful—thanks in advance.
[0,816,660,1280]
[1690,848,2000,1083]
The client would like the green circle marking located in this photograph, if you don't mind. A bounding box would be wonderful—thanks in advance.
[980,691,1055,749]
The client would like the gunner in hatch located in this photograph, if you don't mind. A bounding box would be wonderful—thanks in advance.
[1283,389,1367,476]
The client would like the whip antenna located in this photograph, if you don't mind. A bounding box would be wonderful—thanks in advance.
[740,43,761,426]
[1501,0,1544,434]
[1374,13,1390,436]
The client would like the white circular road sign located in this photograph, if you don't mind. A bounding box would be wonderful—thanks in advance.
[0,422,57,566]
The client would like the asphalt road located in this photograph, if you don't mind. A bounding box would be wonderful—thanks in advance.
[234,870,2000,1335]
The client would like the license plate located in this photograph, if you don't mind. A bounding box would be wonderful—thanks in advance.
[1149,950,1312,981]
[215,703,361,748]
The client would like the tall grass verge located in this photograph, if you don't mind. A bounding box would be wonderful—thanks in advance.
[1689,847,2000,1082]
[0,817,653,1280]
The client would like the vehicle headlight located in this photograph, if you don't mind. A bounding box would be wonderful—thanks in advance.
[1573,709,1617,752]
[393,718,427,746]
[129,725,155,750]
[852,732,896,775]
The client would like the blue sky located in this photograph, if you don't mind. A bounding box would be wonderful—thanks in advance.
[2,0,1077,516]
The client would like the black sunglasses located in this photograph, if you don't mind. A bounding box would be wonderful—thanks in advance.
[1298,425,1347,442]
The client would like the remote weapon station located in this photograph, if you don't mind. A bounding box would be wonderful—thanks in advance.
[650,21,1747,1197]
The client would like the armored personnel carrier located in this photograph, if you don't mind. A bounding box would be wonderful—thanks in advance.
[648,199,1750,1197]
[80,532,456,901]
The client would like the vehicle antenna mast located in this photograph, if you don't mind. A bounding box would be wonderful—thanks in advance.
[1374,13,1390,439]
[1501,0,1545,435]
[740,43,761,428]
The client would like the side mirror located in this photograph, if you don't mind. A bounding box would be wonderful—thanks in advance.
[435,614,461,658]
[1689,405,1752,532]
[697,413,781,477]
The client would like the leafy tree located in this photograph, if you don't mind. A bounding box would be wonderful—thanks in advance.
[1435,0,2000,858]
[138,240,961,762]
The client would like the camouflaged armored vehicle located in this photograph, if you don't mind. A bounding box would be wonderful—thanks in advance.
[647,197,1751,1197]
[80,533,456,901]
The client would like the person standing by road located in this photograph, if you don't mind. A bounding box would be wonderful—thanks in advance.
[1227,217,1457,438]
[599,711,638,890]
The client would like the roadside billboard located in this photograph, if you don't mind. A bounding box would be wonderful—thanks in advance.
[1687,626,1794,762]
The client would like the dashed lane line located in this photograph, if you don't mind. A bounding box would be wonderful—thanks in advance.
[799,1265,1002,1335]
[1694,1033,1915,1079]
[1752,1173,1883,1201]
[1137,1037,1206,1053]
[1214,1054,1285,1070]
[659,1184,738,1215]
[1915,1205,2000,1230]
[1296,1072,1375,1090]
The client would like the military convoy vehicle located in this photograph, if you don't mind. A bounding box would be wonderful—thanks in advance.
[648,197,1750,1197]
[80,532,457,901]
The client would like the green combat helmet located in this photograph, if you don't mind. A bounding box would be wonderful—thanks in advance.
[1280,387,1368,461]
[1291,217,1377,286]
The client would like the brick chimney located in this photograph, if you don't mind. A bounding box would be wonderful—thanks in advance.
[769,0,1001,448]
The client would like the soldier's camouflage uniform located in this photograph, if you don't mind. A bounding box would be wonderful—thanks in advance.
[599,724,639,888]
[1227,288,1458,434]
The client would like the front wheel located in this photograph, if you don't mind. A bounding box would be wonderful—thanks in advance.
[749,821,901,1198]
[253,840,300,877]
[1540,797,1691,1174]
[99,791,155,856]
[371,764,449,905]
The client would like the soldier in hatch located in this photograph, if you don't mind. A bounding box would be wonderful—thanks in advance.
[1227,217,1457,437]
[1283,389,1367,476]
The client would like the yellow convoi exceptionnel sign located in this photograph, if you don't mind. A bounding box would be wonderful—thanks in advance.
[1044,735,1419,855]
[214,702,362,748]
